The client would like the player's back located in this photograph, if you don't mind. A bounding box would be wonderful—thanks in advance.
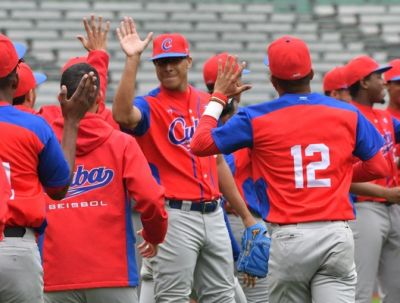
[0,102,69,227]
[220,93,380,224]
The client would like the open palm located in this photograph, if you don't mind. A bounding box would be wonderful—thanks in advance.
[116,17,153,57]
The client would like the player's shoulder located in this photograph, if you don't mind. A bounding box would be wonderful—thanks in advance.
[1,105,54,140]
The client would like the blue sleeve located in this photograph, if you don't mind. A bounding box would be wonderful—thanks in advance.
[212,109,253,154]
[392,117,400,143]
[223,153,236,175]
[353,110,384,160]
[132,96,150,136]
[38,131,70,188]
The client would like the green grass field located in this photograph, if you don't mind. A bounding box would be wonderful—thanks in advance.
[372,298,381,303]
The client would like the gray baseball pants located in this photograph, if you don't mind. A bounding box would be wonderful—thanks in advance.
[0,228,44,303]
[152,204,235,303]
[268,221,356,303]
[45,287,138,303]
[349,202,400,303]
[228,214,269,303]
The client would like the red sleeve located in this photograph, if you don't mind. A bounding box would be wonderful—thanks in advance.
[87,50,109,110]
[0,164,10,240]
[123,137,168,245]
[191,115,221,156]
[352,151,390,182]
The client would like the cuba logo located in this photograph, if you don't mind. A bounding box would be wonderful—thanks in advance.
[161,38,172,51]
[168,117,199,151]
[66,165,114,198]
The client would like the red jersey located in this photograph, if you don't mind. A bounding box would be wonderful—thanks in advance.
[38,49,119,130]
[387,106,400,180]
[0,101,70,228]
[352,102,400,202]
[224,148,268,218]
[41,113,167,291]
[127,85,220,201]
[0,162,10,239]
[211,93,384,224]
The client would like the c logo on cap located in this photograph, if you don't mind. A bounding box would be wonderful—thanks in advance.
[161,38,172,51]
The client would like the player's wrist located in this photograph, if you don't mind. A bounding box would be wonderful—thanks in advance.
[211,91,229,106]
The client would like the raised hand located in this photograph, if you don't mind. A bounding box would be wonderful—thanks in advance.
[58,72,97,122]
[116,17,153,57]
[77,15,110,52]
[213,55,252,99]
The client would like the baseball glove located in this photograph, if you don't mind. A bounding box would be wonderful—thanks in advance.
[236,222,271,278]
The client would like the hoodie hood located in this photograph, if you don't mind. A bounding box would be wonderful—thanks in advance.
[52,112,113,156]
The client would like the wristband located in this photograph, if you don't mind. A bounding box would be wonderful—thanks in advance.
[212,92,228,104]
[203,100,224,120]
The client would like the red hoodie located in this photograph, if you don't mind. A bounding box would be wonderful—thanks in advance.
[41,113,167,291]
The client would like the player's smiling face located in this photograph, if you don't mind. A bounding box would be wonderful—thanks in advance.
[153,57,192,92]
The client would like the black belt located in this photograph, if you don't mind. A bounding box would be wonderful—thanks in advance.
[4,227,26,237]
[167,199,219,213]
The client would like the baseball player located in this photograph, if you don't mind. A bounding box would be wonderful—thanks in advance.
[12,62,47,112]
[191,36,389,303]
[203,52,269,303]
[38,15,118,130]
[322,66,352,102]
[41,56,168,303]
[112,18,257,302]
[344,55,400,303]
[0,33,97,303]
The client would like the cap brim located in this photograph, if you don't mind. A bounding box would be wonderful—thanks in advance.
[374,65,392,74]
[13,42,27,59]
[33,72,47,86]
[149,53,188,61]
[242,68,250,75]
[387,75,400,82]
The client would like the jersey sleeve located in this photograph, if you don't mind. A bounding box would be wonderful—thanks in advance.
[122,96,151,136]
[38,128,70,188]
[392,117,400,143]
[211,108,254,154]
[353,110,385,161]
[87,50,109,106]
[0,163,10,239]
[123,136,167,244]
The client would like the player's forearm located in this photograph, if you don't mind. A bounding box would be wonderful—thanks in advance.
[61,119,79,181]
[352,151,389,182]
[112,55,141,128]
[217,156,256,227]
[191,115,221,156]
[350,182,387,198]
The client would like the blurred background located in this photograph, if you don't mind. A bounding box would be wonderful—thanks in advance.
[1,0,400,109]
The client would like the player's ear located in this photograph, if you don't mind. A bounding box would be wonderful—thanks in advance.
[186,57,193,70]
[309,69,314,81]
[96,90,103,104]
[360,78,369,89]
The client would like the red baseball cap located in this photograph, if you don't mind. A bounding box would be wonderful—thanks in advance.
[0,34,20,78]
[14,62,47,98]
[61,56,88,73]
[202,52,250,85]
[267,35,312,80]
[384,59,400,82]
[323,66,348,92]
[346,55,391,87]
[150,33,189,61]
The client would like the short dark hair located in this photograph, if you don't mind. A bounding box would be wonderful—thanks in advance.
[60,63,100,99]
[324,91,331,96]
[12,95,25,105]
[0,68,17,91]
[272,72,313,94]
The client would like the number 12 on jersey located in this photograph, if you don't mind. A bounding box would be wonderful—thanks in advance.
[290,144,331,189]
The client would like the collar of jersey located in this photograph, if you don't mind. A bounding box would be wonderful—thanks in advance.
[160,85,191,100]
[0,101,12,107]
